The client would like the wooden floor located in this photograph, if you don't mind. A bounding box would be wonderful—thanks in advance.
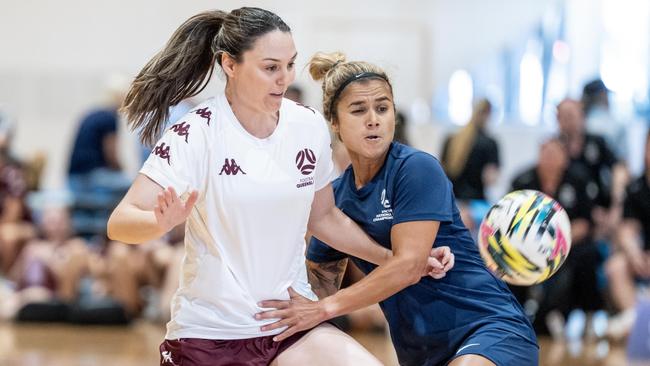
[0,321,638,365]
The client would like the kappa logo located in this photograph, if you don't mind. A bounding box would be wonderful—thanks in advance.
[161,350,175,365]
[193,107,212,125]
[219,158,246,175]
[295,148,316,175]
[153,142,171,165]
[170,121,190,143]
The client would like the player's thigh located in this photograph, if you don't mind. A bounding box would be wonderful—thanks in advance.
[448,354,496,366]
[271,323,382,366]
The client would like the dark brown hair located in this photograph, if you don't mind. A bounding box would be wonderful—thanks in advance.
[122,8,290,145]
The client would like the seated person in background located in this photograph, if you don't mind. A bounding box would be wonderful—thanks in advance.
[605,129,650,340]
[2,206,87,320]
[0,111,35,274]
[3,206,159,324]
[67,76,131,238]
[510,137,602,339]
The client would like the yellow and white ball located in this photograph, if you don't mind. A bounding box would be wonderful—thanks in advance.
[478,190,572,286]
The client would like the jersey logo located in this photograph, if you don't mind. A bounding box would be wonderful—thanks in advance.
[373,189,393,222]
[193,107,212,125]
[219,159,246,175]
[153,142,171,165]
[295,148,316,175]
[380,189,391,208]
[161,350,176,365]
[170,121,190,143]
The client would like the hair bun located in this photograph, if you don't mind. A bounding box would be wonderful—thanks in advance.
[308,52,346,81]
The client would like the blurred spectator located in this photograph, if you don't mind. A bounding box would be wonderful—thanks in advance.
[556,98,628,241]
[581,79,627,161]
[67,75,131,238]
[394,110,410,145]
[510,137,603,338]
[0,112,30,224]
[4,207,89,321]
[285,84,304,103]
[441,98,500,201]
[605,129,650,340]
[2,205,165,324]
[0,110,35,274]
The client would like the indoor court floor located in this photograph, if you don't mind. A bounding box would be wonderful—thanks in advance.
[0,321,638,365]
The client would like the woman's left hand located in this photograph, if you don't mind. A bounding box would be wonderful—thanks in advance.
[256,287,327,342]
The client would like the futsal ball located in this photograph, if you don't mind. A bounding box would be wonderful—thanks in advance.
[478,190,571,286]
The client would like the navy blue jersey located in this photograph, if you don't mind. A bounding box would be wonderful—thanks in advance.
[308,142,537,365]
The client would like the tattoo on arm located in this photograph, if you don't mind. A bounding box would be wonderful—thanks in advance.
[307,259,348,299]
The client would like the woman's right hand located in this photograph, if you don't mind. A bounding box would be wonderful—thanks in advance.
[154,187,199,232]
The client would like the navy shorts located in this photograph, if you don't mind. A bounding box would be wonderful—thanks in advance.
[448,329,539,366]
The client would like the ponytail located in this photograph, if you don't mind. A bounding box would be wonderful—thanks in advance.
[121,10,226,146]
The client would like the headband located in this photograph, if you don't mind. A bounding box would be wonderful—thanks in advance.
[329,72,389,118]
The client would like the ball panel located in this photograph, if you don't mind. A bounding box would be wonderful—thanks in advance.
[477,190,572,285]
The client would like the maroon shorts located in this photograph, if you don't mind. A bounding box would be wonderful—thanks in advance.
[159,330,310,366]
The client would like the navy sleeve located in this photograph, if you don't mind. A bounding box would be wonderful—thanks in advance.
[392,153,454,224]
[306,236,348,263]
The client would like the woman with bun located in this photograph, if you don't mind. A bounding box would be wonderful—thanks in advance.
[258,52,538,366]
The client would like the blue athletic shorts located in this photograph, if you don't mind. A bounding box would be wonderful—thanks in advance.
[447,329,539,366]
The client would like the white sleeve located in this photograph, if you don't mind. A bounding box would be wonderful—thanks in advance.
[139,118,209,196]
[313,113,337,191]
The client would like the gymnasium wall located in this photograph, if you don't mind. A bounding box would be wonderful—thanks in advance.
[0,0,551,190]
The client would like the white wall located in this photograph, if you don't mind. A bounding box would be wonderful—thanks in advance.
[0,0,552,189]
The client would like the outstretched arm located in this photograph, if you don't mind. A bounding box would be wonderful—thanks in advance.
[307,184,391,266]
[258,220,446,341]
[107,174,198,244]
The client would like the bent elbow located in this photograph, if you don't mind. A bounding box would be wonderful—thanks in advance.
[106,210,122,242]
[106,216,117,241]
[406,272,422,286]
[401,259,428,286]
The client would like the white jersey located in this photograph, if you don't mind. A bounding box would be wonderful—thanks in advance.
[140,93,336,340]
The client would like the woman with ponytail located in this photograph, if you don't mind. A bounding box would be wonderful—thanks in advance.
[108,8,451,366]
[257,52,538,366]
[441,99,500,201]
